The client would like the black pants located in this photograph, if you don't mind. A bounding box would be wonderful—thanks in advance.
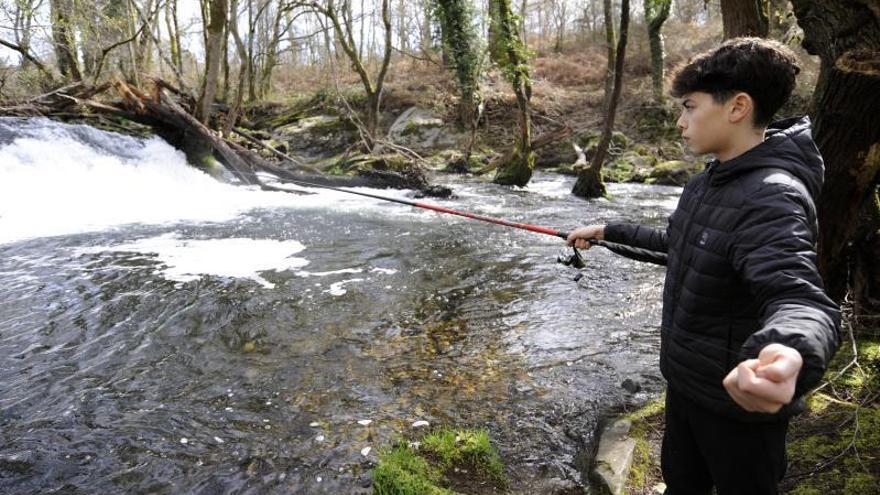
[662,387,789,495]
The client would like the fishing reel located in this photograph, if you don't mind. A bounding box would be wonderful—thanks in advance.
[556,247,586,282]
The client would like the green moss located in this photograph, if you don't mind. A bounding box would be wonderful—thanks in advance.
[623,395,666,493]
[785,334,880,493]
[373,444,451,495]
[493,148,535,186]
[605,149,658,183]
[373,428,507,494]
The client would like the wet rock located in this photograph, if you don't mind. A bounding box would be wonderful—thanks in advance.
[528,476,585,494]
[621,378,641,394]
[414,185,453,199]
[592,419,636,495]
[0,451,34,474]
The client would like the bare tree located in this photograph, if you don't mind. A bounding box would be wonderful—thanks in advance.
[572,0,630,198]
[309,0,394,150]
[550,0,568,52]
[602,0,614,110]
[197,0,227,122]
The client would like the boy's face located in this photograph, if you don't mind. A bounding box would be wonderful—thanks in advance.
[675,91,733,156]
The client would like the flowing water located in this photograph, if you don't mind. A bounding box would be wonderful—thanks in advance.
[0,117,681,494]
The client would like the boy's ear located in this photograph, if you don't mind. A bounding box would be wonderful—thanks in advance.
[727,92,754,125]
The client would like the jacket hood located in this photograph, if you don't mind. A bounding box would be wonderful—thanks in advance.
[708,115,825,200]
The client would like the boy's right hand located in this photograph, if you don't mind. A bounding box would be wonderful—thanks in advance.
[566,225,605,249]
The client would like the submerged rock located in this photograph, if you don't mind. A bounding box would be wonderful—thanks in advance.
[415,185,453,199]
[621,378,641,394]
[0,452,34,474]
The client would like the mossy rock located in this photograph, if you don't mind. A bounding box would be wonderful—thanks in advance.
[606,150,658,183]
[631,103,680,143]
[645,160,703,186]
[373,428,507,495]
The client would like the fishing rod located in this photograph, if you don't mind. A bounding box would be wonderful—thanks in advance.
[274,176,668,270]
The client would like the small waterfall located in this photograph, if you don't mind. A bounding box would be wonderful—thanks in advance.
[0,117,422,245]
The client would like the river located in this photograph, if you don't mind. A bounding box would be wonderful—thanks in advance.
[0,117,680,494]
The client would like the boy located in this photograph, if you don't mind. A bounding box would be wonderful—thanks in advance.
[567,38,841,494]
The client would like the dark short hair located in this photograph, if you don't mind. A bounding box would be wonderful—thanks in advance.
[670,37,801,126]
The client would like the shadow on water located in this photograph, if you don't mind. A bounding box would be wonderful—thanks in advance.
[0,120,681,494]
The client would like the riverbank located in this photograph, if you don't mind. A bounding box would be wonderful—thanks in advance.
[619,319,880,495]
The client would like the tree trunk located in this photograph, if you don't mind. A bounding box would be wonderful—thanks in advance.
[602,0,615,111]
[645,0,671,104]
[197,0,227,123]
[573,0,629,198]
[720,0,769,38]
[50,0,82,81]
[790,0,880,321]
[135,0,155,74]
[420,0,434,58]
[165,0,183,73]
[434,0,482,130]
[490,0,534,187]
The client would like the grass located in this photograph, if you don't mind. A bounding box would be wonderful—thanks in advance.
[373,428,508,495]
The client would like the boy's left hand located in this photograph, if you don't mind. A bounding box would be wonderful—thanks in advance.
[723,343,803,413]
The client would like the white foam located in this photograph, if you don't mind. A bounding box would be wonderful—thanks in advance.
[79,234,309,288]
[0,119,430,244]
[325,278,365,296]
[526,176,571,198]
[295,268,363,277]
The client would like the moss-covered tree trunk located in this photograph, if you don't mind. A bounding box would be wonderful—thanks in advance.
[720,0,769,38]
[434,0,482,132]
[645,0,671,104]
[790,0,880,321]
[489,0,535,187]
[573,0,629,198]
[49,0,81,81]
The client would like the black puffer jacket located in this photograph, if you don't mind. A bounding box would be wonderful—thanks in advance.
[605,116,841,422]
